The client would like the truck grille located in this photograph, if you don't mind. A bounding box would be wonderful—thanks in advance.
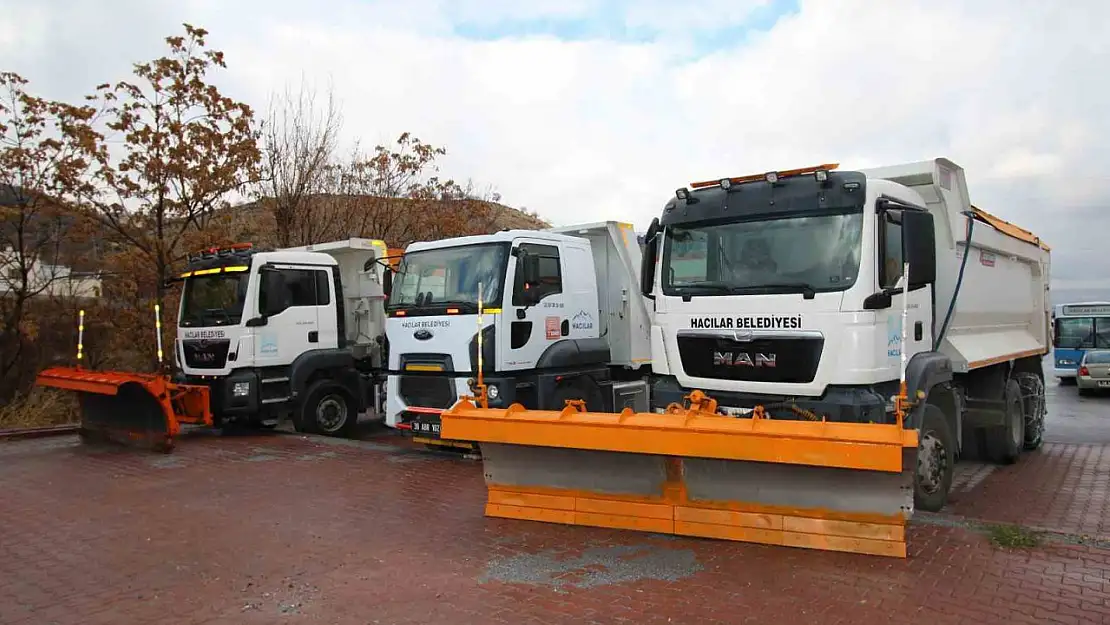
[677,335,823,384]
[182,339,231,370]
[398,375,456,409]
[398,355,457,409]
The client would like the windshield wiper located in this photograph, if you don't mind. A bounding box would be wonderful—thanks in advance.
[731,283,817,299]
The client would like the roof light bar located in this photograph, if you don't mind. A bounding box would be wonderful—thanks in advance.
[690,163,840,190]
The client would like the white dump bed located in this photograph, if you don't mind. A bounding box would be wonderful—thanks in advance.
[862,159,1051,373]
[547,222,652,369]
[280,238,390,357]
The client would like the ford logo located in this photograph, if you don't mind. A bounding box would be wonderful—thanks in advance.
[413,329,433,341]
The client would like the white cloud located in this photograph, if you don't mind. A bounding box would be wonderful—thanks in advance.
[2,0,1109,286]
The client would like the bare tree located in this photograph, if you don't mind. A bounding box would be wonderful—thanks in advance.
[257,77,343,247]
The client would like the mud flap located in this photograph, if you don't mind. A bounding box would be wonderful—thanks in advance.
[442,394,919,558]
[36,367,213,452]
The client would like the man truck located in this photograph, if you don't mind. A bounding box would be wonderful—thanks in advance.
[385,157,1050,514]
[172,238,393,437]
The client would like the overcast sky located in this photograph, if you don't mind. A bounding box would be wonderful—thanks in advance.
[3,0,1109,292]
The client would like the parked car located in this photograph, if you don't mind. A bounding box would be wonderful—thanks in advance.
[1077,349,1110,396]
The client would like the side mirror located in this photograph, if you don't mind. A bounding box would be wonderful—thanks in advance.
[383,268,393,298]
[1052,318,1060,348]
[902,210,936,287]
[640,218,660,299]
[862,290,893,310]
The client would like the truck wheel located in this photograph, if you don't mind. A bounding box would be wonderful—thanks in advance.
[296,380,358,438]
[914,403,954,513]
[985,379,1025,464]
[1017,373,1045,451]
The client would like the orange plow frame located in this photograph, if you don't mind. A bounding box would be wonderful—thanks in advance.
[36,366,213,452]
[440,391,919,558]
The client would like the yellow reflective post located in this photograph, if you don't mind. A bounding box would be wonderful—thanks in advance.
[76,309,85,367]
[154,303,164,366]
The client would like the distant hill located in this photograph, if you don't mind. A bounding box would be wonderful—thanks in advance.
[3,189,552,273]
[215,194,551,249]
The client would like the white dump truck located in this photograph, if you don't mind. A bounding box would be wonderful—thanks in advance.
[641,157,1051,511]
[173,238,392,436]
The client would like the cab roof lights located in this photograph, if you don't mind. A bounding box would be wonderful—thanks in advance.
[187,242,254,262]
[689,163,840,190]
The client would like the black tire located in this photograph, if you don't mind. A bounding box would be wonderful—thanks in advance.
[295,380,358,437]
[984,379,1024,464]
[1017,373,1046,451]
[548,378,603,412]
[913,403,955,513]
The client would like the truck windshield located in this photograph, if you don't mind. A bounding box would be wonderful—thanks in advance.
[388,243,508,311]
[180,274,250,327]
[661,210,864,296]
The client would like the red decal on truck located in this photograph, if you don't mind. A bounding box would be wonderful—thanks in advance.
[545,316,560,340]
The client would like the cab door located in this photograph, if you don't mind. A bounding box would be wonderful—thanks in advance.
[251,264,328,369]
[500,240,569,371]
[876,207,933,373]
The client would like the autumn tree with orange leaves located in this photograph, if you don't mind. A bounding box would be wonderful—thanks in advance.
[80,24,261,310]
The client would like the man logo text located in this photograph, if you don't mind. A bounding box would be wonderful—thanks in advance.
[713,352,776,367]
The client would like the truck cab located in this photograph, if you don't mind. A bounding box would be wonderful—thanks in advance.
[641,164,936,421]
[384,224,650,439]
[175,238,391,435]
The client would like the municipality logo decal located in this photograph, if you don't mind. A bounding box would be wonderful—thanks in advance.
[571,310,595,331]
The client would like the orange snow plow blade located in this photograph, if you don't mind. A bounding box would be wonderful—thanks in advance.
[440,391,919,558]
[35,367,213,452]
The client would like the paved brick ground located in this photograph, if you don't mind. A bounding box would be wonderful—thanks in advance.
[946,443,1110,538]
[3,431,1110,625]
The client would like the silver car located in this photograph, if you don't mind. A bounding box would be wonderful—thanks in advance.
[1077,349,1110,395]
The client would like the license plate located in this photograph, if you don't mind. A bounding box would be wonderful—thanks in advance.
[1098,381,1110,388]
[405,412,442,438]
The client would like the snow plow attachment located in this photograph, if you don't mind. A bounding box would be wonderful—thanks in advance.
[35,367,213,452]
[440,391,919,558]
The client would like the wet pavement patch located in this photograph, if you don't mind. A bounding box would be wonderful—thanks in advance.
[480,543,703,589]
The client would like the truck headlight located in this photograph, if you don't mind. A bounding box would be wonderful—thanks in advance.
[232,381,250,397]
[487,384,499,400]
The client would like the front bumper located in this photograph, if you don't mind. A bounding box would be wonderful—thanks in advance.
[649,375,893,425]
[389,373,516,434]
[180,369,260,419]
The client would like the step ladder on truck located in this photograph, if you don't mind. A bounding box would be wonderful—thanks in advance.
[36,238,396,450]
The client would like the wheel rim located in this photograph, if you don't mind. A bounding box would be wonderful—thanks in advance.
[316,395,348,433]
[917,431,946,495]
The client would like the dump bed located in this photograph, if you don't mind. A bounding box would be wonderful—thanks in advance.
[862,159,1051,373]
[280,238,390,357]
[547,222,652,369]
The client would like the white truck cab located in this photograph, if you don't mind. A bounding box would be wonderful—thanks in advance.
[174,238,391,435]
[384,223,651,438]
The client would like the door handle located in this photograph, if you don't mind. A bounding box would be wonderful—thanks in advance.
[914,321,923,342]
[308,330,319,343]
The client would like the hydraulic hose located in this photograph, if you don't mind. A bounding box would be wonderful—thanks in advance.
[934,210,975,351]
